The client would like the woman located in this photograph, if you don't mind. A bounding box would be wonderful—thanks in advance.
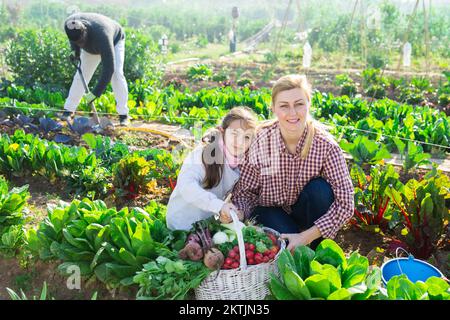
[231,74,354,251]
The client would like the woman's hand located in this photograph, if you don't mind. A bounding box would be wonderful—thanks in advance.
[219,202,241,223]
[281,226,322,252]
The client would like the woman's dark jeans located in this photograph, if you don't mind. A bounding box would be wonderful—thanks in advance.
[251,177,335,250]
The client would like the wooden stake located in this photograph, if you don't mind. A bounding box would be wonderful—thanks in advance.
[423,0,430,74]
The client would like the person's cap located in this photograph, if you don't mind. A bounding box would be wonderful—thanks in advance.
[65,18,85,41]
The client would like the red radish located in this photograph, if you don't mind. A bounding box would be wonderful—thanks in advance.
[228,250,237,259]
[269,252,275,259]
[263,256,270,263]
[231,262,239,269]
[225,258,233,265]
[249,244,256,251]
[246,251,254,259]
[248,258,255,265]
[267,233,277,244]
[233,245,239,253]
[244,243,249,250]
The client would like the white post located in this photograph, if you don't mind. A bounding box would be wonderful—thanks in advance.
[403,42,411,68]
[303,41,312,68]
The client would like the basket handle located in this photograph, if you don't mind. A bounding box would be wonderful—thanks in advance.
[230,209,247,270]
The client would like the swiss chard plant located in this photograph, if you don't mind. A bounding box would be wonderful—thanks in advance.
[392,138,431,175]
[385,168,450,259]
[269,240,382,300]
[112,155,164,202]
[340,136,392,167]
[350,164,402,232]
[82,133,130,168]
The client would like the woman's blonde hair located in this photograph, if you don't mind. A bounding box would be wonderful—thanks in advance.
[266,74,331,159]
[201,106,258,189]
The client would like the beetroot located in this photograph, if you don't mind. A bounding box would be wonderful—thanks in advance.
[203,248,225,270]
[179,242,204,261]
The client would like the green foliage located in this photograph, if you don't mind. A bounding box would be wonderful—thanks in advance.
[5,28,162,94]
[7,282,52,300]
[186,64,213,82]
[335,74,358,97]
[0,130,109,197]
[393,139,431,174]
[134,252,211,300]
[382,275,450,300]
[26,198,174,288]
[340,136,392,166]
[0,176,29,256]
[351,164,402,231]
[5,28,73,92]
[367,52,389,69]
[386,168,450,259]
[112,155,160,201]
[82,133,130,168]
[269,240,382,300]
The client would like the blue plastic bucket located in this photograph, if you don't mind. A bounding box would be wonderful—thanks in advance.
[381,254,445,285]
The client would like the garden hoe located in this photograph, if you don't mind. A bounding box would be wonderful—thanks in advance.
[71,58,114,132]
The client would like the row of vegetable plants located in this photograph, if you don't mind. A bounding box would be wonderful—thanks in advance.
[335,69,450,109]
[0,129,180,204]
[1,80,448,155]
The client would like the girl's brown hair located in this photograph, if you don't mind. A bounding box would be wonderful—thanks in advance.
[201,106,257,189]
[267,74,332,159]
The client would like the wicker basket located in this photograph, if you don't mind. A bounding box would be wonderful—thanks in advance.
[194,217,286,300]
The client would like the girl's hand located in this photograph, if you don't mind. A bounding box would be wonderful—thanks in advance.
[219,203,240,223]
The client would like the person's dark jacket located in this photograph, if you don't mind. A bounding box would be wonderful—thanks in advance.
[64,12,125,97]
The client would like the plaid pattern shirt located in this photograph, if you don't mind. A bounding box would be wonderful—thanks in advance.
[231,121,354,239]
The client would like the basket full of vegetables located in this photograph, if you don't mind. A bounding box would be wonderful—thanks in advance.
[178,211,285,300]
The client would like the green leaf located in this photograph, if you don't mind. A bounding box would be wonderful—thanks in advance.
[386,275,418,300]
[269,274,296,300]
[342,264,368,288]
[305,274,331,299]
[118,247,139,267]
[426,277,450,300]
[283,269,311,300]
[314,239,347,269]
[327,288,351,300]
[293,245,315,279]
[277,249,296,276]
[81,133,97,149]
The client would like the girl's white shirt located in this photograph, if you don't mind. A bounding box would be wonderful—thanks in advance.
[166,145,240,231]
